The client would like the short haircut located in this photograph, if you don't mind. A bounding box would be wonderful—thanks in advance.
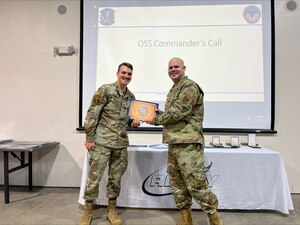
[118,62,133,72]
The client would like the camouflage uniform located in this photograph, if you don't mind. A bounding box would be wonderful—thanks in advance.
[83,82,135,201]
[154,76,219,213]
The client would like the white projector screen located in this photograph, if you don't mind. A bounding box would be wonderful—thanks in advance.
[79,0,276,133]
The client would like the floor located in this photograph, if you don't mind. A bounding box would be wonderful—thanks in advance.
[0,187,299,225]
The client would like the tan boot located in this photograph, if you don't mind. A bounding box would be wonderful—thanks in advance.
[79,201,93,225]
[176,208,193,225]
[208,212,223,225]
[107,199,122,225]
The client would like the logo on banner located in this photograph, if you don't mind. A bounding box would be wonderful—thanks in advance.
[142,167,172,196]
[142,162,219,196]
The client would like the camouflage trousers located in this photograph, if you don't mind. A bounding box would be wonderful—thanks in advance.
[83,145,128,201]
[168,143,218,214]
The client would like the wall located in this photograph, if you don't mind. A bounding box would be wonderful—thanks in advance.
[0,0,299,193]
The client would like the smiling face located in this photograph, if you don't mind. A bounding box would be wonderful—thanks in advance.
[168,57,186,85]
[117,64,133,91]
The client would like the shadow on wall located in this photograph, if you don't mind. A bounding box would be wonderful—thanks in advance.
[32,144,82,187]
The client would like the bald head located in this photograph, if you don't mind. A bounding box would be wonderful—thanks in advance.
[168,57,186,85]
[169,57,184,66]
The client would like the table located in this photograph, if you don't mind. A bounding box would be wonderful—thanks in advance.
[0,141,60,204]
[78,145,294,214]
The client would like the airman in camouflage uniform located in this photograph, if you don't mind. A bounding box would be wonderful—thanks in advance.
[79,62,140,225]
[147,57,223,225]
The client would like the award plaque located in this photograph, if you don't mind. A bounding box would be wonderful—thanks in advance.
[128,100,159,121]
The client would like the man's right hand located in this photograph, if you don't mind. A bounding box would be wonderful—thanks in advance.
[84,141,95,151]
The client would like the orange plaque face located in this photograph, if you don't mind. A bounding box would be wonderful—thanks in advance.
[128,100,158,121]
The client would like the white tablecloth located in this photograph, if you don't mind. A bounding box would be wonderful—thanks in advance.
[79,145,294,214]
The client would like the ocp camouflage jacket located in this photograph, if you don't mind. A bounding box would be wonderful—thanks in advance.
[84,82,135,149]
[154,76,205,145]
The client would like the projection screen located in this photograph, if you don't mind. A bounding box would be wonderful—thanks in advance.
[79,0,276,133]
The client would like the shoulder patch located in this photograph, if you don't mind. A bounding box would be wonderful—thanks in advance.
[181,95,192,105]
